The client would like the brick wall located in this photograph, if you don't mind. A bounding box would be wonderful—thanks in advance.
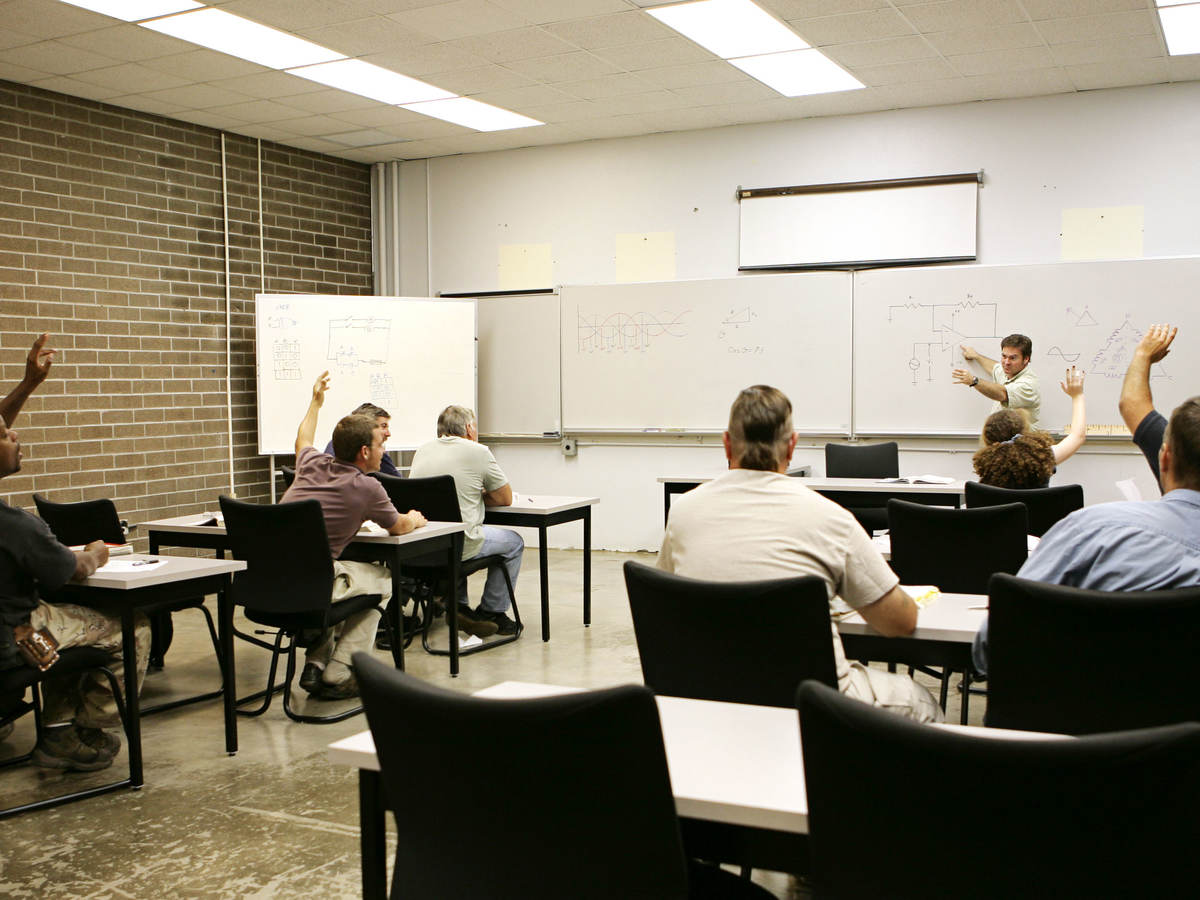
[0,80,374,545]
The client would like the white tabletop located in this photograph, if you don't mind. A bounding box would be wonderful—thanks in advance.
[79,554,245,590]
[657,474,964,495]
[144,514,464,546]
[488,494,600,515]
[837,591,987,643]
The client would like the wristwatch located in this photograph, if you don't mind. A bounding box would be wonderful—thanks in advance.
[970,376,979,388]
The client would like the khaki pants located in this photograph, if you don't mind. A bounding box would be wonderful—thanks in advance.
[29,601,150,729]
[843,662,945,724]
[304,560,391,669]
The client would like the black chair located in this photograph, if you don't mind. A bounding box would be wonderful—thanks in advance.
[219,495,397,724]
[797,680,1200,899]
[965,481,1084,537]
[886,499,1028,715]
[354,654,774,900]
[280,465,295,489]
[624,561,837,707]
[33,493,223,713]
[987,573,1200,734]
[823,441,899,533]
[371,472,521,658]
[1,648,132,819]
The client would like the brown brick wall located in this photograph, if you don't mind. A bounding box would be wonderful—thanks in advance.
[0,80,374,545]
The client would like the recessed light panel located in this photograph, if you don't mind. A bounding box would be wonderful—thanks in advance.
[1160,3,1200,54]
[730,49,864,97]
[646,0,808,60]
[290,59,454,105]
[141,8,345,69]
[402,97,543,132]
[57,0,202,20]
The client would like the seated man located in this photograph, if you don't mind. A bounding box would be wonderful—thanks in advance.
[281,372,427,699]
[323,402,400,477]
[658,385,942,723]
[1118,323,1178,488]
[0,333,150,770]
[973,394,1200,677]
[410,406,523,637]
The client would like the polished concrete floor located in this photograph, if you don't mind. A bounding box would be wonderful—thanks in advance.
[0,549,975,898]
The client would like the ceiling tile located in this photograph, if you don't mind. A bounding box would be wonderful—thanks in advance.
[203,99,315,123]
[1035,10,1158,45]
[470,83,577,106]
[1167,55,1200,80]
[1049,33,1163,66]
[504,50,623,82]
[0,27,41,52]
[0,0,110,39]
[926,23,1044,56]
[127,83,258,109]
[771,0,890,18]
[584,90,690,117]
[168,108,237,130]
[56,24,191,61]
[565,112,661,140]
[377,117,473,140]
[555,72,659,99]
[361,42,491,76]
[140,50,272,83]
[1,40,121,76]
[298,16,435,56]
[516,98,603,122]
[0,59,52,81]
[489,0,632,24]
[668,78,781,105]
[961,67,1074,97]
[1066,57,1169,89]
[822,35,939,67]
[267,114,360,136]
[70,63,195,94]
[207,71,329,100]
[428,63,537,94]
[26,75,125,102]
[592,37,717,71]
[878,77,984,107]
[543,11,675,50]
[899,0,1030,33]
[447,26,579,63]
[387,1,529,41]
[949,45,1056,75]
[791,9,920,45]
[359,138,459,159]
[220,0,380,31]
[104,95,190,118]
[1019,0,1147,21]
[855,56,958,85]
[326,104,441,128]
[275,88,382,114]
[324,128,400,146]
[632,59,750,89]
[282,135,350,153]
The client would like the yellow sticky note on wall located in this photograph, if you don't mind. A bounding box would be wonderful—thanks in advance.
[498,244,552,290]
[1061,206,1144,261]
[616,231,676,282]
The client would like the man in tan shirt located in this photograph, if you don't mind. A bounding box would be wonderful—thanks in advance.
[658,384,941,722]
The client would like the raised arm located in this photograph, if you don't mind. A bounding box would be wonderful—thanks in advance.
[0,333,56,427]
[295,371,330,455]
[1053,367,1086,464]
[1119,324,1176,432]
[952,366,1008,402]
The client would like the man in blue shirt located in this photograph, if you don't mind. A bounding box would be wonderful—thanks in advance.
[323,402,400,477]
[973,393,1200,676]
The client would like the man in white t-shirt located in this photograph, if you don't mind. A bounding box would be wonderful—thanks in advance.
[953,333,1041,428]
[657,384,942,723]
[410,406,523,636]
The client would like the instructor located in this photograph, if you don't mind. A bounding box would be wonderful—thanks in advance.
[953,333,1041,427]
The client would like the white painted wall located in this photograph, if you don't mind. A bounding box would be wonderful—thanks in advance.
[401,82,1199,550]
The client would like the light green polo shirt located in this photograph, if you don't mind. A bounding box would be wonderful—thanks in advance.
[409,435,508,559]
[991,362,1040,428]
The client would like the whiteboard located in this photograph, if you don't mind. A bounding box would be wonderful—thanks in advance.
[852,258,1200,435]
[255,294,476,454]
[477,292,560,436]
[740,181,977,269]
[561,274,852,433]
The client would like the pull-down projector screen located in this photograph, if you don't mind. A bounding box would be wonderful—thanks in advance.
[738,174,980,271]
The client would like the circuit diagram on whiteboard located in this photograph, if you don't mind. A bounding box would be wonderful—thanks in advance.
[328,317,392,373]
[887,296,1001,385]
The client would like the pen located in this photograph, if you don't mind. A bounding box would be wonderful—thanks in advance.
[131,560,163,566]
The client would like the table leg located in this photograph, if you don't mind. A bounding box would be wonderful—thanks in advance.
[121,609,144,788]
[359,770,387,900]
[583,508,591,627]
[388,558,405,672]
[664,486,671,527]
[448,538,460,677]
[539,525,550,642]
[219,577,238,755]
[960,670,971,725]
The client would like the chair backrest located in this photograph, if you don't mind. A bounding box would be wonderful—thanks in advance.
[887,499,1027,594]
[824,441,899,478]
[964,481,1084,537]
[372,472,461,523]
[218,495,334,625]
[987,572,1200,734]
[33,494,125,546]
[797,680,1200,899]
[355,654,691,900]
[280,465,295,488]
[623,561,837,707]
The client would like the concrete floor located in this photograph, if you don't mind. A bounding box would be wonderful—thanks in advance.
[0,549,977,898]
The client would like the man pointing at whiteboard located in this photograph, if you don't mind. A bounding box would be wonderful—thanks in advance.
[952,334,1041,428]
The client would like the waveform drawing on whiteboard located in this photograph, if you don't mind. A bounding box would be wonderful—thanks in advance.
[1045,345,1082,363]
[1066,305,1098,327]
[886,297,1001,385]
[272,339,300,381]
[576,309,688,353]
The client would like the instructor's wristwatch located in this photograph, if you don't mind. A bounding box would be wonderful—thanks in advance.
[970,376,979,388]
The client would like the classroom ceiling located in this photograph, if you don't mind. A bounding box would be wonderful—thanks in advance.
[1,0,1196,162]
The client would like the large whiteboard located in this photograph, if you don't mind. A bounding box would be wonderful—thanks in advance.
[255,294,476,454]
[853,258,1200,435]
[477,292,560,436]
[560,274,852,433]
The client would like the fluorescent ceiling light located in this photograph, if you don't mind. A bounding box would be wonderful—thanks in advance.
[402,97,542,132]
[1159,3,1200,53]
[140,8,345,69]
[290,59,453,105]
[57,0,202,20]
[647,0,808,60]
[730,49,864,96]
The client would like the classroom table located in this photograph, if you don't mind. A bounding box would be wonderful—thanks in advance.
[146,515,469,685]
[871,533,1040,560]
[329,679,1060,898]
[482,494,599,641]
[657,466,811,525]
[53,554,245,787]
[836,591,987,724]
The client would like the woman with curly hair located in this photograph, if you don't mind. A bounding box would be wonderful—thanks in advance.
[973,367,1086,488]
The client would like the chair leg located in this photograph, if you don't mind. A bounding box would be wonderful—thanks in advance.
[281,639,366,725]
[236,630,287,717]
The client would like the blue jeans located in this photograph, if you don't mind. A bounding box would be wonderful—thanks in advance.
[464,526,523,613]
